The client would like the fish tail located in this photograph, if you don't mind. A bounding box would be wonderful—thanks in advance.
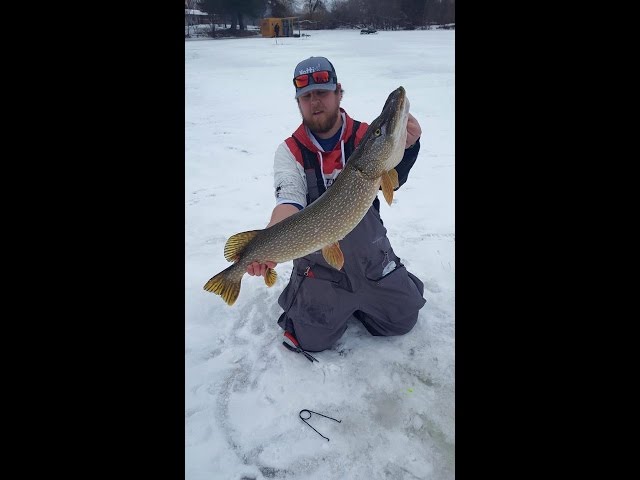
[264,267,277,287]
[203,263,244,306]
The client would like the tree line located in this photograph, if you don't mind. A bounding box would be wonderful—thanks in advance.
[193,0,455,31]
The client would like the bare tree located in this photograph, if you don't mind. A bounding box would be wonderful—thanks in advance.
[328,0,403,30]
[266,0,296,17]
[200,0,265,31]
[399,0,425,28]
[424,0,455,25]
[305,0,324,20]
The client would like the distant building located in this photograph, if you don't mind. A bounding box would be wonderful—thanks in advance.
[185,8,208,26]
[260,17,298,38]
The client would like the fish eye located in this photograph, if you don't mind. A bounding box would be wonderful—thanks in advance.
[374,128,381,136]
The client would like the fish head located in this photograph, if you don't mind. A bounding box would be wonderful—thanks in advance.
[350,86,410,176]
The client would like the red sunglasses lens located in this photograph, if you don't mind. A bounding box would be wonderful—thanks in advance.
[294,75,309,88]
[311,71,330,83]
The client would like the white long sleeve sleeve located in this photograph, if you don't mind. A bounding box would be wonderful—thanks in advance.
[273,142,307,209]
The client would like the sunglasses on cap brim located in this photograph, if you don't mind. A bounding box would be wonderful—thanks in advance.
[293,70,336,89]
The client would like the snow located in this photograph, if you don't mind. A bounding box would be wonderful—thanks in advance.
[186,29,455,480]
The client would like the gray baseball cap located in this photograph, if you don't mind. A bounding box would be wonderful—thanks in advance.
[293,56,338,98]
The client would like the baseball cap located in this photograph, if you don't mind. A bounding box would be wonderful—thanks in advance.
[293,56,338,99]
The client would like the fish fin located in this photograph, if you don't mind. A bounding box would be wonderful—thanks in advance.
[264,267,277,287]
[322,242,344,271]
[224,230,261,262]
[381,169,398,206]
[203,264,242,306]
[389,168,399,188]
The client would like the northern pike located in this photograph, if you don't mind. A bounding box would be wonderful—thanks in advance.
[204,86,410,306]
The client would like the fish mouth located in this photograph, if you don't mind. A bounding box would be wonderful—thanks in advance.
[381,86,409,135]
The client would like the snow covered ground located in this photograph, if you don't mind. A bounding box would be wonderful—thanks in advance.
[186,29,455,480]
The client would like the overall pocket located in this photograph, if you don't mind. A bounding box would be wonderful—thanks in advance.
[362,264,427,319]
[287,259,354,329]
[363,234,402,282]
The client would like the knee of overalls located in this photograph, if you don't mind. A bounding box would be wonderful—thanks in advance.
[277,258,355,351]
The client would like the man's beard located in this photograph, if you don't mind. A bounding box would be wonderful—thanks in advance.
[302,108,341,135]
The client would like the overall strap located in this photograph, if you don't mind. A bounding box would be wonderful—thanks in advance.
[343,120,361,159]
[292,120,362,206]
[292,136,326,205]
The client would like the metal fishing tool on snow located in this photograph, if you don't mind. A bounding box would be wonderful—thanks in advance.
[282,331,319,363]
[299,409,341,441]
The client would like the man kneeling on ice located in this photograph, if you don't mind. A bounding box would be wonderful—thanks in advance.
[246,56,427,356]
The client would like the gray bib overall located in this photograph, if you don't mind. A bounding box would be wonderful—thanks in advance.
[277,132,426,352]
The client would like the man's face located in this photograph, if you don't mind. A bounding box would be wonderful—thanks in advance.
[297,85,342,135]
